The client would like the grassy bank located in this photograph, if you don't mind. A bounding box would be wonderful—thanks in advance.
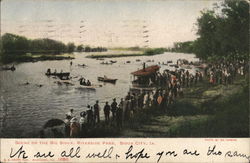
[84,76,249,137]
[85,50,144,58]
[123,76,249,137]
[86,53,144,59]
[86,48,165,59]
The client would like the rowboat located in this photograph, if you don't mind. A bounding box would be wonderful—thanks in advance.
[45,72,70,76]
[97,77,117,83]
[1,66,15,71]
[54,80,74,86]
[100,62,113,65]
[78,64,87,67]
[45,72,70,80]
[76,84,102,90]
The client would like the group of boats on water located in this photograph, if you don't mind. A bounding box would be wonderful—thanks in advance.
[96,57,204,71]
[45,67,118,89]
[1,58,204,90]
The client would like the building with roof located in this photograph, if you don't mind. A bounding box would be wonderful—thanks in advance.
[131,63,160,88]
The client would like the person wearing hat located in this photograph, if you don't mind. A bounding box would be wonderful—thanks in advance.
[93,100,100,124]
[86,105,93,125]
[79,111,87,137]
[111,98,117,123]
[64,115,71,137]
[104,102,111,124]
[70,117,80,138]
[116,98,124,129]
[66,109,75,120]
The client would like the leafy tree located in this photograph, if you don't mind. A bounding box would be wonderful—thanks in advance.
[84,46,91,52]
[1,33,29,54]
[169,0,249,61]
[67,42,75,53]
[77,45,84,52]
[195,0,249,60]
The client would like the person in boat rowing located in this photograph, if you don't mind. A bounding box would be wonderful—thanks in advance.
[79,77,87,86]
[11,65,15,71]
[47,68,51,75]
[86,80,91,86]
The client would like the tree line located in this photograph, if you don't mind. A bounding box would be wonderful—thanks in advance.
[0,33,108,63]
[76,45,107,52]
[170,0,249,61]
[1,33,76,54]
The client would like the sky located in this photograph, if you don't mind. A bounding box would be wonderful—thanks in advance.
[1,0,220,47]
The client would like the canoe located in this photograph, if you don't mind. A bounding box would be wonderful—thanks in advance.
[98,77,117,83]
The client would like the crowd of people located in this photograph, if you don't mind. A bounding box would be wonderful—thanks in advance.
[205,59,248,85]
[63,59,248,138]
[64,99,124,137]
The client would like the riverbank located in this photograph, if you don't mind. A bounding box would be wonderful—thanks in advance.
[84,75,249,137]
[86,48,165,59]
[85,50,144,59]
[0,53,74,64]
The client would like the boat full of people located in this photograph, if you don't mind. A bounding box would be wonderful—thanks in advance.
[77,77,101,90]
[45,68,70,80]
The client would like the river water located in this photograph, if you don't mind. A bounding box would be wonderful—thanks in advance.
[0,51,199,138]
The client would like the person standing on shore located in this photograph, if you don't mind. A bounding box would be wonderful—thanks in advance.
[116,99,124,129]
[79,111,87,137]
[104,102,111,124]
[64,115,71,137]
[111,98,117,123]
[66,109,75,120]
[70,117,80,138]
[86,105,93,125]
[94,100,100,124]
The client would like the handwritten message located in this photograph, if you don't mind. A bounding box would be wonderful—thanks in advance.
[1,138,249,163]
